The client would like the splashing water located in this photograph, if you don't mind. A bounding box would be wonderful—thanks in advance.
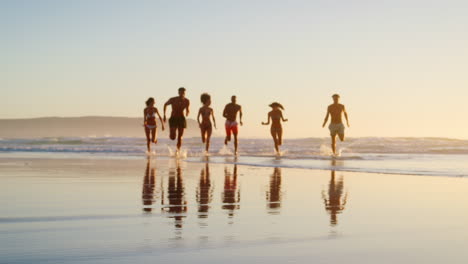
[218,145,234,156]
[319,144,343,157]
[276,149,288,157]
[145,151,156,156]
[167,146,188,159]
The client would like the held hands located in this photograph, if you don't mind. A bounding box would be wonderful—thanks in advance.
[163,115,167,123]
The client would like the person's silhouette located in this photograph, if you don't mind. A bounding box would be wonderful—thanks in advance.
[223,96,243,155]
[262,103,288,154]
[197,93,217,153]
[163,87,190,151]
[322,94,350,155]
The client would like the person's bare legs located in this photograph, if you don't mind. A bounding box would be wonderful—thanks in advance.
[331,135,337,155]
[338,133,345,142]
[271,129,279,153]
[278,127,283,146]
[177,127,184,150]
[152,129,157,144]
[233,133,238,154]
[145,128,151,152]
[169,127,177,140]
[206,127,212,152]
[201,127,207,143]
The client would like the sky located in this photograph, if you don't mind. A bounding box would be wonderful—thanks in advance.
[2,0,468,138]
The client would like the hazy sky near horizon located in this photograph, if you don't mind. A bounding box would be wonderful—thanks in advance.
[2,0,468,138]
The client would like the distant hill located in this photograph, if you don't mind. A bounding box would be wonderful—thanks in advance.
[0,116,203,138]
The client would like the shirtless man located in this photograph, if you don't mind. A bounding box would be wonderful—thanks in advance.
[322,94,350,155]
[163,87,190,151]
[223,95,243,155]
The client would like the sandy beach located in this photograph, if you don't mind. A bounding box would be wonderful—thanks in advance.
[1,156,467,263]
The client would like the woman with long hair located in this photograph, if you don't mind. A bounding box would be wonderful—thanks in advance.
[144,97,164,153]
[261,102,288,153]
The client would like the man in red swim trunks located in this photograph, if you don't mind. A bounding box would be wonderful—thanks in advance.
[223,95,243,154]
[163,87,190,151]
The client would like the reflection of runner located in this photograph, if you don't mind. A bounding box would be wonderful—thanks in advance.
[266,167,282,213]
[196,163,213,218]
[197,93,217,153]
[222,165,240,218]
[162,162,187,229]
[223,96,243,155]
[322,169,348,226]
[262,102,288,153]
[142,158,156,212]
[143,97,164,153]
[322,94,350,155]
[163,87,190,151]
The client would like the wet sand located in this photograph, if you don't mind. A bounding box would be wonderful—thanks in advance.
[1,157,467,263]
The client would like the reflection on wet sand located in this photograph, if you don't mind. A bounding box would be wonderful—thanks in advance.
[266,167,282,214]
[145,159,349,232]
[222,164,240,218]
[162,161,187,229]
[322,167,348,226]
[142,158,157,212]
[197,162,213,218]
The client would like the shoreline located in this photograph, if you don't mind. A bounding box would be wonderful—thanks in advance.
[1,153,467,178]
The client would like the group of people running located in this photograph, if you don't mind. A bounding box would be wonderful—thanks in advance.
[143,87,350,156]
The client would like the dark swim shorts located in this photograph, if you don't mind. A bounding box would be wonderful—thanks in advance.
[169,116,187,129]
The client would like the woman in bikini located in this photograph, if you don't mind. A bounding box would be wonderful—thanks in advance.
[197,93,217,153]
[144,97,164,153]
[261,102,288,154]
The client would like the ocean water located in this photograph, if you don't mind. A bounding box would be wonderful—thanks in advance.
[1,137,468,177]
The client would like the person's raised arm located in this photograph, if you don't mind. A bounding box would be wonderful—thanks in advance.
[211,109,217,129]
[239,106,243,126]
[163,98,171,123]
[322,106,330,128]
[261,112,271,125]
[156,108,165,130]
[343,105,350,127]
